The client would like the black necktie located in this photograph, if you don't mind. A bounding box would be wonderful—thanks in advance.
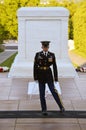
[45,52,47,56]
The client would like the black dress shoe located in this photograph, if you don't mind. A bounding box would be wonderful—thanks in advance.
[60,107,65,113]
[42,110,48,116]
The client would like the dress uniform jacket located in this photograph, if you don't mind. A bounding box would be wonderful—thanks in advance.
[34,51,58,83]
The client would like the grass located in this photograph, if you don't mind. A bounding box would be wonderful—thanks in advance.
[0,48,4,53]
[0,52,17,68]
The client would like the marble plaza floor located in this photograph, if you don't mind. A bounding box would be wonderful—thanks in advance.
[0,72,86,130]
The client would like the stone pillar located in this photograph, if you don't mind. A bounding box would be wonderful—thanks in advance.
[8,7,77,79]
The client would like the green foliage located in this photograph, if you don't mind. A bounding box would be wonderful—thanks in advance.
[27,0,40,6]
[0,24,8,43]
[0,1,17,40]
[74,0,86,54]
[0,48,3,52]
[38,0,59,7]
[0,0,40,41]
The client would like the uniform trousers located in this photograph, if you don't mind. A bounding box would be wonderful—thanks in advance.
[38,82,63,111]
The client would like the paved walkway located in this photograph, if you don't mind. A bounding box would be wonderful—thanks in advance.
[0,42,18,64]
[0,50,17,64]
[0,72,86,130]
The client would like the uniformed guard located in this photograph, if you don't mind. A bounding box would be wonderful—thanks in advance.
[33,41,65,115]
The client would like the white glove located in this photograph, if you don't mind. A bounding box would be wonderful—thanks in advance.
[54,81,61,95]
[35,80,38,84]
[54,81,59,84]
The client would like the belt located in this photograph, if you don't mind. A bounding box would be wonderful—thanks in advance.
[39,67,49,70]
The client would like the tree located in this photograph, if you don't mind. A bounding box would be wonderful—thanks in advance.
[0,0,19,40]
[74,0,86,53]
[0,0,40,41]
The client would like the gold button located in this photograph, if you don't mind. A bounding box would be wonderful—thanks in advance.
[44,67,46,70]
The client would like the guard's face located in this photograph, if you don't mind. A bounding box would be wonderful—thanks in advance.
[42,46,49,52]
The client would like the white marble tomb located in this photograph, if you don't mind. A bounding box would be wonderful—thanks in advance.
[8,7,77,79]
